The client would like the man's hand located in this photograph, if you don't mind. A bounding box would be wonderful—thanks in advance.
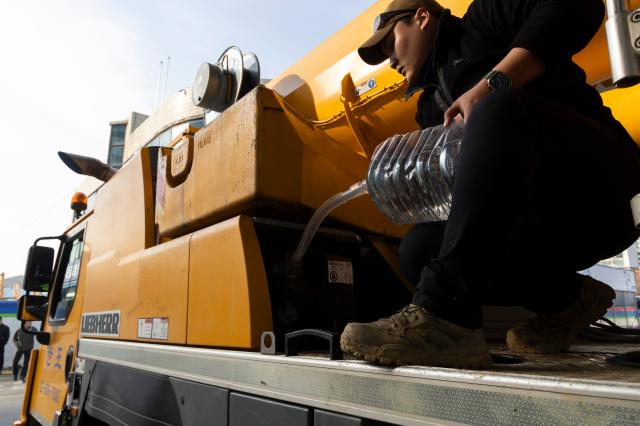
[442,47,544,128]
[443,79,491,127]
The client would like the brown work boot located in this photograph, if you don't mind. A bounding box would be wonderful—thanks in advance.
[340,304,492,369]
[506,276,615,354]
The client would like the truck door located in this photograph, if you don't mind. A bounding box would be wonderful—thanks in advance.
[25,227,87,426]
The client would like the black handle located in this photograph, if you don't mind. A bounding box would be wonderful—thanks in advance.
[284,329,343,360]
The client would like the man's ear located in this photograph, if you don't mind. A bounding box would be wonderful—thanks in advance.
[415,7,432,31]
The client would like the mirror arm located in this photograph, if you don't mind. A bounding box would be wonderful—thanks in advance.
[33,235,66,245]
[20,296,51,345]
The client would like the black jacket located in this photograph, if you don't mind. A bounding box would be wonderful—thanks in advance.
[13,327,36,351]
[0,323,9,347]
[411,0,633,145]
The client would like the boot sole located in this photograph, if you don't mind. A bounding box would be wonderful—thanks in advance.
[507,282,615,354]
[340,335,492,369]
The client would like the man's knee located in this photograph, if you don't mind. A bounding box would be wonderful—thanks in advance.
[460,91,537,163]
[466,91,527,131]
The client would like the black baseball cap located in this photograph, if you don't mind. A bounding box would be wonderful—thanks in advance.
[358,0,445,65]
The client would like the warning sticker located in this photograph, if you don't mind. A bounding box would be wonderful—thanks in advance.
[355,78,377,97]
[328,260,354,284]
[152,318,169,340]
[137,318,153,338]
[138,318,169,340]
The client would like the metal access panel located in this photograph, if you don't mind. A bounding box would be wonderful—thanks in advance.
[314,409,393,426]
[229,392,311,426]
[170,378,228,426]
[81,361,229,426]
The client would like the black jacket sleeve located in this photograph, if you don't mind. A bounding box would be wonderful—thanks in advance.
[464,0,604,65]
[0,326,8,346]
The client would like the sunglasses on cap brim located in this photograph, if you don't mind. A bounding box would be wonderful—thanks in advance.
[373,8,417,32]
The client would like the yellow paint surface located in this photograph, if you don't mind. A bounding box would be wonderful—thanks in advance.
[138,234,190,343]
[267,0,640,151]
[156,86,409,241]
[603,85,640,143]
[188,216,272,349]
[82,150,154,341]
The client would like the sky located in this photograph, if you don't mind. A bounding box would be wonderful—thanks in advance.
[0,0,376,277]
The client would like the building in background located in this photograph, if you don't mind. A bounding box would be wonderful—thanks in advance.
[0,275,25,368]
[78,87,206,199]
[599,243,638,269]
[1,274,23,300]
[584,264,639,328]
[107,120,127,169]
[589,242,640,328]
[0,299,37,371]
[121,88,204,159]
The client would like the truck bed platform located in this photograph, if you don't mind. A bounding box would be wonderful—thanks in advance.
[78,339,640,425]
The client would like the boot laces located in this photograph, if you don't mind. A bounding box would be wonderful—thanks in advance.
[388,304,424,327]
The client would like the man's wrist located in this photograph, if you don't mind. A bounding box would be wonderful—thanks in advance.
[474,79,491,96]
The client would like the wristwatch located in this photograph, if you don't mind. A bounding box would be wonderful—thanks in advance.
[483,70,512,92]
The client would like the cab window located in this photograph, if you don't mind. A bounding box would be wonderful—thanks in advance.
[49,231,85,323]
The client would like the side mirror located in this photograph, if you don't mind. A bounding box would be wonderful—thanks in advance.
[23,245,54,292]
[18,295,48,322]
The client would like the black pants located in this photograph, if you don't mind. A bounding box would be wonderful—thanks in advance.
[13,350,30,380]
[401,91,640,329]
[0,347,4,372]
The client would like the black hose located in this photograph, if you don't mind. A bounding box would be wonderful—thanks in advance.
[581,328,640,343]
[591,317,640,334]
[606,351,640,368]
[581,317,640,368]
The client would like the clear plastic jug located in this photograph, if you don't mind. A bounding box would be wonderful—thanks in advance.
[366,123,464,224]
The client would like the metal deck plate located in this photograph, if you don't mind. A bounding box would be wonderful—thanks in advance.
[78,339,640,425]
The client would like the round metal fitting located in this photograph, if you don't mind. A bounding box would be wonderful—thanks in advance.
[631,11,640,22]
[635,37,640,49]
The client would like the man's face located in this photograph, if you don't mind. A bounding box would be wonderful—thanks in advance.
[381,9,437,85]
[25,321,32,328]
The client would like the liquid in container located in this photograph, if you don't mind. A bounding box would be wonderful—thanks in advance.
[366,123,464,224]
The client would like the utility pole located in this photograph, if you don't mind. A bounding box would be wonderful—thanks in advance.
[163,56,171,104]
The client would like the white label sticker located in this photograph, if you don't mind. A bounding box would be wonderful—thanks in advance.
[152,318,169,340]
[138,318,169,340]
[355,78,377,97]
[138,318,153,338]
[75,357,86,375]
[328,260,353,284]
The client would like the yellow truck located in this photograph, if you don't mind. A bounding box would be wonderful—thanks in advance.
[15,0,640,425]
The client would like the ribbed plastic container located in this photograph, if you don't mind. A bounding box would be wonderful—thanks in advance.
[366,123,464,224]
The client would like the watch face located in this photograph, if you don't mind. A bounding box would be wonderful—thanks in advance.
[489,72,512,92]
